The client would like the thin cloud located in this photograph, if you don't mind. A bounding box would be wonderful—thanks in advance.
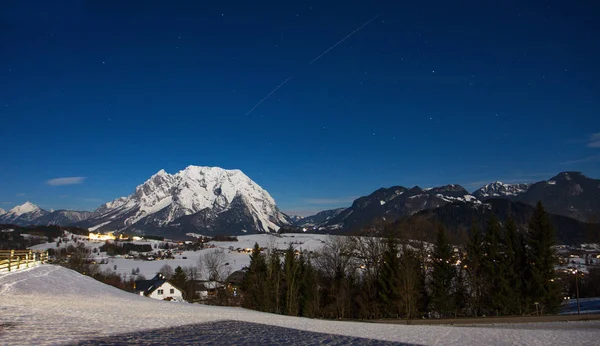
[15,193,26,196]
[587,132,600,148]
[561,155,600,165]
[47,177,86,186]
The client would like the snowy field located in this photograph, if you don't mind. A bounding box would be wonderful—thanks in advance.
[1,265,600,345]
[30,233,332,279]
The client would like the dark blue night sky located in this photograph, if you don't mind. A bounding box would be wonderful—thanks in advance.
[1,1,599,215]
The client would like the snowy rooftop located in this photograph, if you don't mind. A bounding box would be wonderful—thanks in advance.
[1,265,599,345]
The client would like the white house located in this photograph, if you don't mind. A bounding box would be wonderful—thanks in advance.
[134,274,184,301]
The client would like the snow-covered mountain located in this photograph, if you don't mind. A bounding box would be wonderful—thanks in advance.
[80,166,290,236]
[286,215,304,223]
[472,181,530,200]
[470,172,600,222]
[0,208,6,215]
[517,172,600,222]
[296,208,346,227]
[0,202,50,225]
[314,184,480,232]
[34,210,93,226]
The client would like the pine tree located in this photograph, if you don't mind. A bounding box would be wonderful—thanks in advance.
[482,214,510,315]
[171,266,187,298]
[517,230,531,313]
[465,218,484,316]
[283,244,301,316]
[242,243,268,311]
[378,236,402,318]
[430,224,456,318]
[503,216,523,314]
[453,262,468,317]
[298,255,320,318]
[398,244,422,319]
[526,201,561,314]
[266,247,282,313]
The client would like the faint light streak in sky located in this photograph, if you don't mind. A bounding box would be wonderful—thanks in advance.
[245,76,292,115]
[309,13,382,65]
[245,14,381,115]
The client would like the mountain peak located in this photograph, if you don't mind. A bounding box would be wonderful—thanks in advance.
[552,171,585,181]
[0,208,5,215]
[473,181,530,200]
[0,201,49,225]
[432,184,468,191]
[8,201,40,216]
[82,165,288,236]
[153,169,168,177]
[183,165,233,173]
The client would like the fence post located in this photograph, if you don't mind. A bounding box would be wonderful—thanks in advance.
[8,251,12,272]
[16,256,20,270]
[25,252,29,268]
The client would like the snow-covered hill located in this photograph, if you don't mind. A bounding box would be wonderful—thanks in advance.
[0,208,5,215]
[0,201,49,225]
[1,265,598,345]
[80,166,289,236]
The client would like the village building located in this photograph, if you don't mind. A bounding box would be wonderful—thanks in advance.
[134,273,184,301]
[88,232,116,241]
[190,280,224,300]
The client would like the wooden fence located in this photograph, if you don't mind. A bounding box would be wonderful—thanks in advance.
[0,250,48,273]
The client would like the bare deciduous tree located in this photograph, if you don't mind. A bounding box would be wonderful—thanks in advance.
[314,235,357,279]
[200,248,231,282]
[314,235,358,319]
[158,264,174,279]
[354,236,385,319]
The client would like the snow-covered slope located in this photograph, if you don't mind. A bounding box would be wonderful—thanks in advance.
[0,208,5,215]
[0,201,49,225]
[1,265,599,346]
[81,166,289,236]
[472,181,530,200]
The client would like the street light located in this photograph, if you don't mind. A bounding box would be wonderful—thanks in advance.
[573,269,581,315]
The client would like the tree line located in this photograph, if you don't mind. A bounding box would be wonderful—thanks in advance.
[240,201,564,319]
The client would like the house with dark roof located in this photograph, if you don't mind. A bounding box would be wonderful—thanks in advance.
[134,273,184,301]
[189,280,224,300]
[226,270,245,287]
[225,270,246,304]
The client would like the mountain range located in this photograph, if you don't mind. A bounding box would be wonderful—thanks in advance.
[1,169,598,243]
